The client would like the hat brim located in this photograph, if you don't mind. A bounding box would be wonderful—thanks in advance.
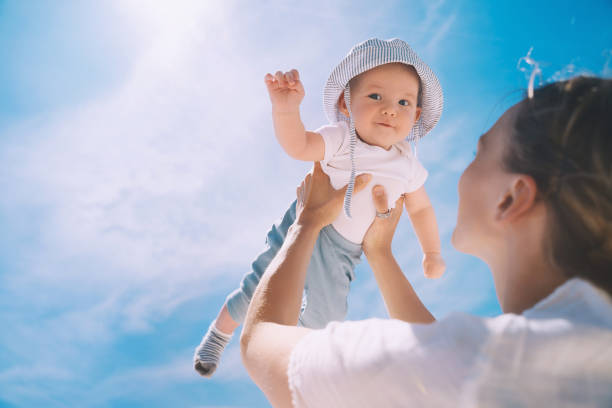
[323,38,443,141]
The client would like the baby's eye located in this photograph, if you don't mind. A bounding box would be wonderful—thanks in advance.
[367,93,381,100]
[399,99,411,106]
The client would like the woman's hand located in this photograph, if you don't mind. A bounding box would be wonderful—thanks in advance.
[362,185,404,257]
[296,162,371,231]
[362,185,435,324]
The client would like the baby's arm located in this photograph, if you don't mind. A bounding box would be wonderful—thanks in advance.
[264,69,324,161]
[404,186,446,278]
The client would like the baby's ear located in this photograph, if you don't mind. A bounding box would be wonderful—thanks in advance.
[414,107,422,122]
[337,94,349,118]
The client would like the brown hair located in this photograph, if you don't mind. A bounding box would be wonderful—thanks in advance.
[504,76,612,295]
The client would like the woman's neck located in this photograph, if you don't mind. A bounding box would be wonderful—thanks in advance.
[486,215,568,314]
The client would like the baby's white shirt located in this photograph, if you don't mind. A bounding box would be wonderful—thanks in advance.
[317,121,428,244]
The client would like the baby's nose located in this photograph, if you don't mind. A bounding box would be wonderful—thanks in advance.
[382,107,397,117]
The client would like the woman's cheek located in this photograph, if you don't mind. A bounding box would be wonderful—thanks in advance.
[455,163,478,231]
[457,162,474,201]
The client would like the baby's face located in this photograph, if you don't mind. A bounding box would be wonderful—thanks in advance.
[339,63,421,150]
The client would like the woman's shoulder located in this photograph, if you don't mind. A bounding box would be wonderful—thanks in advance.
[304,278,612,345]
[524,278,612,328]
[467,280,612,406]
[289,317,483,407]
[294,314,494,367]
[289,282,612,407]
[296,281,612,365]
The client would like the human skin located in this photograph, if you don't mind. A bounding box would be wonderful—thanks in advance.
[335,63,421,150]
[213,303,239,335]
[452,102,567,313]
[240,103,571,407]
[363,186,435,323]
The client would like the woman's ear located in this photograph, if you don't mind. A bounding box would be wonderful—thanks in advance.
[337,94,349,118]
[495,175,538,222]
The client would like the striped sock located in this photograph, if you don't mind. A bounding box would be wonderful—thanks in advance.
[193,323,233,378]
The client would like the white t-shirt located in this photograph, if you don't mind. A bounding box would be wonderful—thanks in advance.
[317,121,428,244]
[288,278,612,407]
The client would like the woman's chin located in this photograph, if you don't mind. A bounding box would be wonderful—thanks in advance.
[451,228,462,250]
[451,227,471,254]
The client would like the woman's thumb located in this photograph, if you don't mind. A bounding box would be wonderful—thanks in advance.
[372,185,389,212]
[353,173,372,195]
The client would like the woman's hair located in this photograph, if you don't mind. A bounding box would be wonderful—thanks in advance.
[504,76,612,295]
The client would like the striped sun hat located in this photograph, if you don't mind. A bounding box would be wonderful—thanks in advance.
[322,38,444,218]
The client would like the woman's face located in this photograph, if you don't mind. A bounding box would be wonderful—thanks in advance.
[452,105,520,256]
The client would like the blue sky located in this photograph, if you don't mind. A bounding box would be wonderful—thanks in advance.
[0,0,610,407]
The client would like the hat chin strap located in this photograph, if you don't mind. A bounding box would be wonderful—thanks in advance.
[343,85,356,219]
[341,86,423,219]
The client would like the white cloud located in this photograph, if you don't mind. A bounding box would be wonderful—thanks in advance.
[426,13,456,54]
[0,1,473,405]
[1,0,462,331]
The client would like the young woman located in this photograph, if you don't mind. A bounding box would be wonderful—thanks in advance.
[240,77,612,407]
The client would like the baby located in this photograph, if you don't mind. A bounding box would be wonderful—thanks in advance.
[194,38,446,377]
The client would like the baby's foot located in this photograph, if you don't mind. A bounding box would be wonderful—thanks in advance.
[193,323,233,378]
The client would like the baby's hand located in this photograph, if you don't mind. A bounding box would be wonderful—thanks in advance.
[422,252,446,279]
[264,69,305,113]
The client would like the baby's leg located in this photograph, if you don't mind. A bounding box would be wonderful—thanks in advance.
[224,200,297,324]
[194,201,297,378]
[214,303,240,334]
[298,225,363,329]
[193,304,237,377]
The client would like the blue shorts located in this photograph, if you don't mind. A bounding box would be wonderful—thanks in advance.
[225,200,362,329]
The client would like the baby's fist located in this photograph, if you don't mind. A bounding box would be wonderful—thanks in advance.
[264,69,305,113]
[422,252,446,279]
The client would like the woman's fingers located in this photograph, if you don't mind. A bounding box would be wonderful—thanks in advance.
[361,186,405,256]
[310,161,324,186]
[372,185,388,213]
[334,170,371,202]
[296,172,313,209]
[303,173,312,198]
[393,194,405,214]
[372,186,404,221]
[297,180,304,204]
[353,173,372,195]
[394,195,404,207]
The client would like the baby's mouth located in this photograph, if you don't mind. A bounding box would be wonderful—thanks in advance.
[376,122,393,128]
